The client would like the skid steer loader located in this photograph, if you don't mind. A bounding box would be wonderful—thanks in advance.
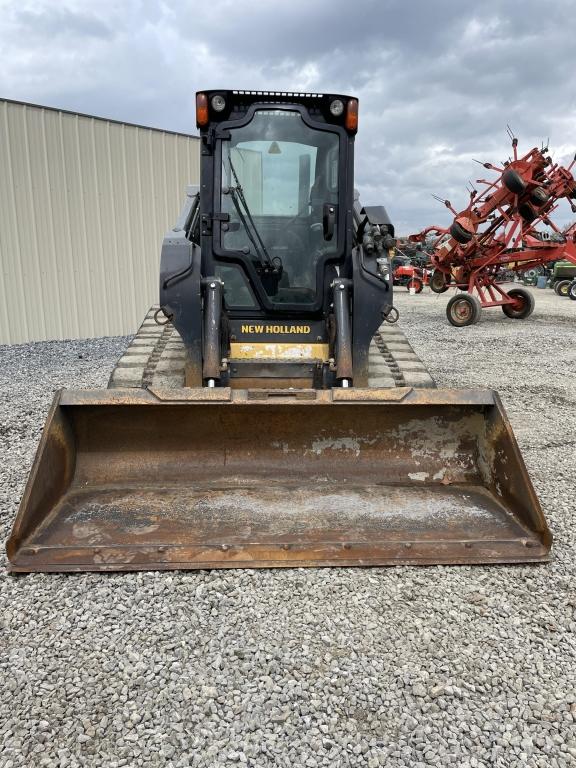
[7,90,551,572]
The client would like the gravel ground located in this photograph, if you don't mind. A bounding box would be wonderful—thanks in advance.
[1,285,575,768]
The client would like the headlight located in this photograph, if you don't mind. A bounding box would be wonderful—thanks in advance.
[211,94,226,112]
[329,99,344,117]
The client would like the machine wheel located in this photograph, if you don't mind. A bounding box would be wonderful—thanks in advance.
[522,267,540,285]
[556,279,571,297]
[446,294,482,327]
[502,168,526,194]
[430,269,450,293]
[569,281,576,300]
[407,277,423,293]
[518,201,538,223]
[502,288,535,319]
[530,186,550,206]
[450,221,473,244]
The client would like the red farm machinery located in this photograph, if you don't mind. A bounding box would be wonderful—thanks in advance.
[391,247,430,293]
[411,135,576,326]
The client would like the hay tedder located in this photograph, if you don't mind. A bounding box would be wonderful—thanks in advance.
[7,93,551,572]
[411,135,576,326]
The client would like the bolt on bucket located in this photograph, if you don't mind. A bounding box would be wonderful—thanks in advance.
[6,386,551,572]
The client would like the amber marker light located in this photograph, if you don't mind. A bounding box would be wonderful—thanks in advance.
[196,93,209,128]
[345,98,359,133]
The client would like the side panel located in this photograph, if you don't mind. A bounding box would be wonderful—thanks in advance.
[159,190,203,385]
[352,246,393,386]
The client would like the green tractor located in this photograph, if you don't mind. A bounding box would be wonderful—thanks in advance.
[551,260,576,296]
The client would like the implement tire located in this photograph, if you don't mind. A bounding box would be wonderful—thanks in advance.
[530,186,550,207]
[556,280,571,297]
[446,294,482,327]
[502,168,526,194]
[450,221,474,244]
[430,269,450,293]
[569,281,576,301]
[407,277,423,294]
[519,201,538,223]
[502,288,535,319]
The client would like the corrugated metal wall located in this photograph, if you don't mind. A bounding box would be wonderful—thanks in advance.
[0,99,200,344]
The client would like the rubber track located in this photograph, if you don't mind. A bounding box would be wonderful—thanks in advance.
[109,306,435,389]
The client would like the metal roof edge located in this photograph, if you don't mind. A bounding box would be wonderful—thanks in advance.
[0,97,200,140]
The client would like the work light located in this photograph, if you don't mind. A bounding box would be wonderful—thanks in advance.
[211,94,226,112]
[329,99,344,117]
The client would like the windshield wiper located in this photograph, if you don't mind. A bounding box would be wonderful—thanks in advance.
[226,153,279,274]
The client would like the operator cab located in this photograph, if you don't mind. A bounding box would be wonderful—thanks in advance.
[196,90,358,316]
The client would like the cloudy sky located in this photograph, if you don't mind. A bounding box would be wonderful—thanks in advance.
[2,0,576,233]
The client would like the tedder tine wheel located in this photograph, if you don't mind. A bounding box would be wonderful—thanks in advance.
[446,293,482,327]
[449,221,474,244]
[502,288,535,319]
[530,186,550,206]
[518,202,538,223]
[556,279,571,298]
[430,269,450,293]
[502,168,527,194]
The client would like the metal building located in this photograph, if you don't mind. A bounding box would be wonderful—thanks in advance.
[0,98,200,344]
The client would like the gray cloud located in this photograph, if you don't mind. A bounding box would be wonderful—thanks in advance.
[14,6,113,40]
[1,0,575,233]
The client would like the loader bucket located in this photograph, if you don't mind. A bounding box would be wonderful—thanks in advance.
[7,387,551,572]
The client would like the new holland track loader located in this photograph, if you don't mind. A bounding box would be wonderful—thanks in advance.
[7,90,551,572]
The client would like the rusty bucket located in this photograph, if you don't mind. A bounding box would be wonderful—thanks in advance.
[6,387,551,572]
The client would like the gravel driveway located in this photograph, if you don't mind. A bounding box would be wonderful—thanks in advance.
[1,286,575,768]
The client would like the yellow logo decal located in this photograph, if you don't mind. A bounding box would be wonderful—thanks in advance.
[241,324,311,334]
